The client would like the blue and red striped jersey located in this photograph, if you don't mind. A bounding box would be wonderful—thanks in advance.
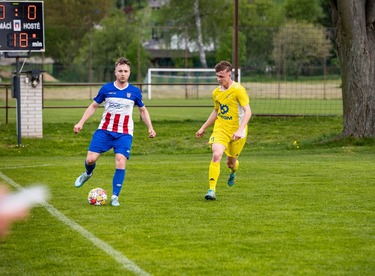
[94,82,144,136]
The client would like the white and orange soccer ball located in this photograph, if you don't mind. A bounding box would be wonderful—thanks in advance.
[88,188,107,205]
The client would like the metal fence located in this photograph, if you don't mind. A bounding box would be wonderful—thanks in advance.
[0,77,342,124]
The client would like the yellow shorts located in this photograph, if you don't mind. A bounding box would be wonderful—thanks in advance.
[209,131,247,158]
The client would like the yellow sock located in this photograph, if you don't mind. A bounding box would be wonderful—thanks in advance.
[209,161,220,191]
[230,160,239,174]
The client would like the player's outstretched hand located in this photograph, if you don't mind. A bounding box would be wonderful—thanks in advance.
[196,129,204,138]
[149,129,156,138]
[232,130,243,141]
[73,123,82,134]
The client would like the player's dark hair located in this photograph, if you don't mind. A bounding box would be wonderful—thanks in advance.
[215,61,232,73]
[115,57,131,68]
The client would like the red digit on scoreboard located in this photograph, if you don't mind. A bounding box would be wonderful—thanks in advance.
[28,5,37,20]
[6,33,29,48]
[19,33,28,47]
[0,5,5,20]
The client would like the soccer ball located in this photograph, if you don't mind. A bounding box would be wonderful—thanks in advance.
[88,188,107,205]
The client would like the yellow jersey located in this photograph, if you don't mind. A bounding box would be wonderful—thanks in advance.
[212,81,250,137]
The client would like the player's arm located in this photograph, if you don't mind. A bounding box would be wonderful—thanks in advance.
[73,101,100,133]
[139,106,156,138]
[196,109,218,138]
[232,105,252,140]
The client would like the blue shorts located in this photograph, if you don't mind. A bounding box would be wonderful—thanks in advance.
[89,129,133,159]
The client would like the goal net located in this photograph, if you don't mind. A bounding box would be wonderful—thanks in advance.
[145,68,241,100]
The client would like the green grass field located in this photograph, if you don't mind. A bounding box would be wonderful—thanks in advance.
[0,105,374,275]
[1,95,343,123]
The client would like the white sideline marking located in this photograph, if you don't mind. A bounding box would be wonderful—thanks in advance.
[0,171,151,276]
[0,164,55,169]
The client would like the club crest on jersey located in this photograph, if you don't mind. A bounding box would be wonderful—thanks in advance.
[127,93,131,98]
[219,103,229,114]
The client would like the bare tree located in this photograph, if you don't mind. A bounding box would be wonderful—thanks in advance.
[193,0,207,68]
[330,0,375,137]
[157,0,230,68]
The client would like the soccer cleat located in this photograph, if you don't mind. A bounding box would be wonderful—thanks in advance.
[228,173,236,186]
[204,189,216,200]
[110,195,120,207]
[74,172,92,188]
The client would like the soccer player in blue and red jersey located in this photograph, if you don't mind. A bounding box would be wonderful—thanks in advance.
[196,61,252,200]
[73,57,156,206]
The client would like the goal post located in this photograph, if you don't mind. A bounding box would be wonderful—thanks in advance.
[146,68,241,100]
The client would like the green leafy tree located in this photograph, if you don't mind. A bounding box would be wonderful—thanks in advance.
[238,0,285,70]
[215,27,247,65]
[74,9,150,82]
[272,22,331,79]
[284,0,322,23]
[157,0,232,67]
[44,0,113,68]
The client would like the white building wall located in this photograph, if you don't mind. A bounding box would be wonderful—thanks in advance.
[19,73,43,138]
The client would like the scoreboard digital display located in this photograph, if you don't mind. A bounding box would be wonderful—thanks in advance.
[0,1,45,52]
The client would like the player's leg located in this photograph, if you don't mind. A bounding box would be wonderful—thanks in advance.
[75,151,101,188]
[110,153,127,206]
[225,138,246,186]
[111,134,132,206]
[75,130,110,188]
[205,143,226,200]
[85,151,100,173]
[227,157,239,186]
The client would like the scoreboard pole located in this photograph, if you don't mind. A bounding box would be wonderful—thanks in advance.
[6,52,28,145]
[15,57,21,145]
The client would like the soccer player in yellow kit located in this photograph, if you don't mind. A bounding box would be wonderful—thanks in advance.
[196,61,252,200]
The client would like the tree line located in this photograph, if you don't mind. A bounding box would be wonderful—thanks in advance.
[43,0,331,82]
[42,0,375,138]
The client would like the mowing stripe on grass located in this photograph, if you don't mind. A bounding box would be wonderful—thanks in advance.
[0,171,150,276]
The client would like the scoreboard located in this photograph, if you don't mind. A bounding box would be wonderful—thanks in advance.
[0,1,45,52]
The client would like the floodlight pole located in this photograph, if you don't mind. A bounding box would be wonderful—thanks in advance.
[234,0,239,82]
